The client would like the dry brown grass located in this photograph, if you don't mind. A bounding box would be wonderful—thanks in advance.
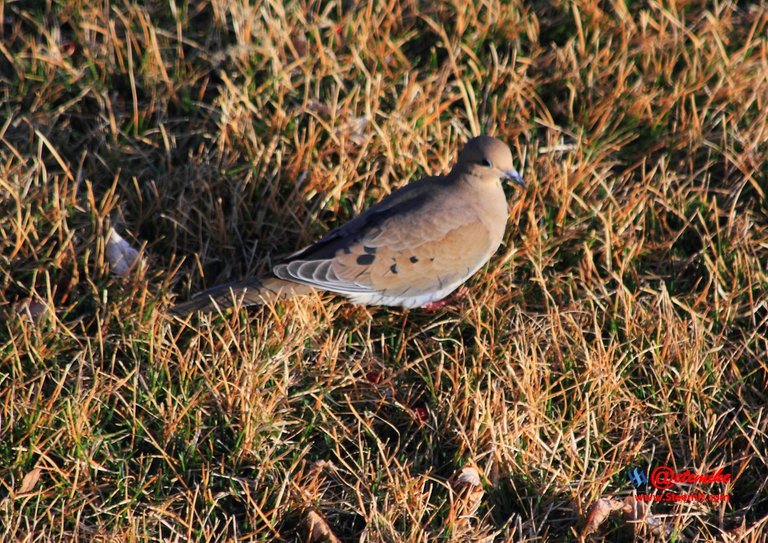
[1,0,767,541]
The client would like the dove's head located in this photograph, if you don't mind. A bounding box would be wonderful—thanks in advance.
[457,135,526,189]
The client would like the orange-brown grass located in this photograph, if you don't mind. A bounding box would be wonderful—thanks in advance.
[1,0,766,541]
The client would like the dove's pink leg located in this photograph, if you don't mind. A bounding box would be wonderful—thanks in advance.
[421,286,469,310]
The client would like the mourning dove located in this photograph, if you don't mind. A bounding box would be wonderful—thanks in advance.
[171,135,525,315]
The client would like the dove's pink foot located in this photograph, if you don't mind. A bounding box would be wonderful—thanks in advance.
[421,286,469,311]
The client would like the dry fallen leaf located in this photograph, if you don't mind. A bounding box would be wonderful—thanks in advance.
[106,227,140,276]
[15,298,48,322]
[622,496,673,536]
[725,524,747,541]
[582,497,627,536]
[16,468,41,495]
[302,509,341,543]
[303,100,368,146]
[61,39,78,56]
[308,460,332,477]
[450,465,484,519]
[305,99,331,117]
[583,495,674,537]
[453,466,482,488]
[335,115,368,145]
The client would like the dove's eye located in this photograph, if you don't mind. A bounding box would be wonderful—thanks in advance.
[481,158,493,168]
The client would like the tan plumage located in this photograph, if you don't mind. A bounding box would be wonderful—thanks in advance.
[170,135,525,316]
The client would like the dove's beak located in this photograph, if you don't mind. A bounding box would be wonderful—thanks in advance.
[505,170,526,190]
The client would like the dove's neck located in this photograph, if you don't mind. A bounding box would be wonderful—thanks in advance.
[466,172,509,249]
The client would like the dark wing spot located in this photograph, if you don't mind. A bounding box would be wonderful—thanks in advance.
[390,263,398,274]
[363,246,377,254]
[356,254,375,265]
[410,256,419,263]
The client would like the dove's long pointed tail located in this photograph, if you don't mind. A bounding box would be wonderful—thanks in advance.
[170,275,315,316]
